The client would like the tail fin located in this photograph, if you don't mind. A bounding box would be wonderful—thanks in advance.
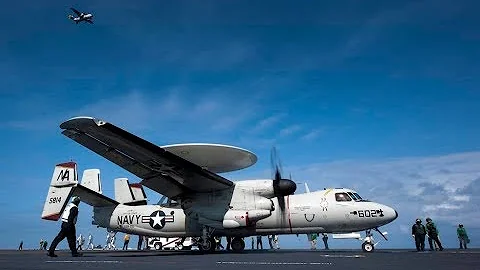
[80,169,102,194]
[130,183,147,204]
[114,178,147,206]
[41,162,78,220]
[42,162,118,221]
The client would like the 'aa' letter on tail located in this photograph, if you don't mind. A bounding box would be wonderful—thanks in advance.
[41,162,78,220]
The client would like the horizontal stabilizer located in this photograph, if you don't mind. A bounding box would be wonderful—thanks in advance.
[73,185,118,207]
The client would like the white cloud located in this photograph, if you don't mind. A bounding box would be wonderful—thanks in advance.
[301,129,323,141]
[279,125,302,137]
[263,151,480,229]
[252,113,287,133]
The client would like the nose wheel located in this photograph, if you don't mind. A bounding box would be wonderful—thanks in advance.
[362,242,374,252]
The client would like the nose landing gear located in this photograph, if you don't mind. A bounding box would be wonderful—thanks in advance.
[360,227,388,253]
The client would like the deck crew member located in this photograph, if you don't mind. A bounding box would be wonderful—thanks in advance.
[47,196,82,257]
[457,224,469,249]
[425,218,443,251]
[411,218,426,252]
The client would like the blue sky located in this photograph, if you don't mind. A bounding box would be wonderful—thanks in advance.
[1,0,479,250]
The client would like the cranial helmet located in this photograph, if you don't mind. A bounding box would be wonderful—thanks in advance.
[426,217,432,222]
[72,196,80,204]
[416,218,421,223]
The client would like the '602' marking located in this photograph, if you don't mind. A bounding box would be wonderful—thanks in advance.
[350,209,384,218]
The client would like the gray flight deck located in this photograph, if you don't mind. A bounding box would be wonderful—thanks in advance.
[2,249,479,270]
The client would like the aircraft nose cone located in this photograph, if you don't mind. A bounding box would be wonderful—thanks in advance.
[383,206,398,223]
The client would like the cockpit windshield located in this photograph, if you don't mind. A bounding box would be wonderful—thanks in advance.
[335,192,352,202]
[353,193,363,200]
[347,192,364,201]
[336,191,364,202]
[157,196,179,207]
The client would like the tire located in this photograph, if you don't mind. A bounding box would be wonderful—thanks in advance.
[231,237,245,252]
[198,238,215,252]
[362,242,374,252]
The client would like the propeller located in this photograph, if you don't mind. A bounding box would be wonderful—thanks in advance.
[270,147,297,214]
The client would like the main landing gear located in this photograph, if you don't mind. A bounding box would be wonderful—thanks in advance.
[230,237,245,252]
[198,226,216,253]
[196,226,246,253]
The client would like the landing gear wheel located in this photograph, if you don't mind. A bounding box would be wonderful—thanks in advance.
[231,237,245,252]
[362,242,374,252]
[198,237,216,253]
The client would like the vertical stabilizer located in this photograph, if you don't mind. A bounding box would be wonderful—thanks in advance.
[80,169,102,194]
[41,162,78,220]
[130,183,147,202]
[114,178,147,205]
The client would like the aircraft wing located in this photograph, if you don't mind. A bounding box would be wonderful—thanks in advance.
[60,117,234,199]
[70,7,81,16]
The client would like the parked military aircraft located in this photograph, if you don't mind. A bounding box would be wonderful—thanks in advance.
[68,7,93,24]
[41,116,398,252]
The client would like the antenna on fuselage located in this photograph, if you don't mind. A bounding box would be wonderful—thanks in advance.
[304,183,310,193]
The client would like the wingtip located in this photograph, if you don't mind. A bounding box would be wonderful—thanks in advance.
[60,116,107,129]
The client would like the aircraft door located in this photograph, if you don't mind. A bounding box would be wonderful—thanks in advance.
[331,192,356,232]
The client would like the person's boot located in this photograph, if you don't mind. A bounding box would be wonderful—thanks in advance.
[47,251,58,257]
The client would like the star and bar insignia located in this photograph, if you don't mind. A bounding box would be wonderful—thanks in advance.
[141,210,175,230]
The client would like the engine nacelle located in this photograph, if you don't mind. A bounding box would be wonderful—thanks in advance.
[234,179,296,198]
[235,180,275,198]
[222,209,272,229]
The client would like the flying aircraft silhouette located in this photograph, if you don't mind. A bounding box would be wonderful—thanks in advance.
[68,7,93,24]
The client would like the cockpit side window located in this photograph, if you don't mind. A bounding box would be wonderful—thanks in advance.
[335,192,352,202]
[169,200,179,207]
[157,196,179,207]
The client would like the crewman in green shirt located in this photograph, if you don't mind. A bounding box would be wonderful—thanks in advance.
[457,224,469,249]
[425,218,443,251]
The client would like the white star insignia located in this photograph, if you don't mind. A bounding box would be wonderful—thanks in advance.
[151,211,165,227]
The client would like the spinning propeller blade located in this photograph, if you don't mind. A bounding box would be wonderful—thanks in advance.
[270,147,296,215]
